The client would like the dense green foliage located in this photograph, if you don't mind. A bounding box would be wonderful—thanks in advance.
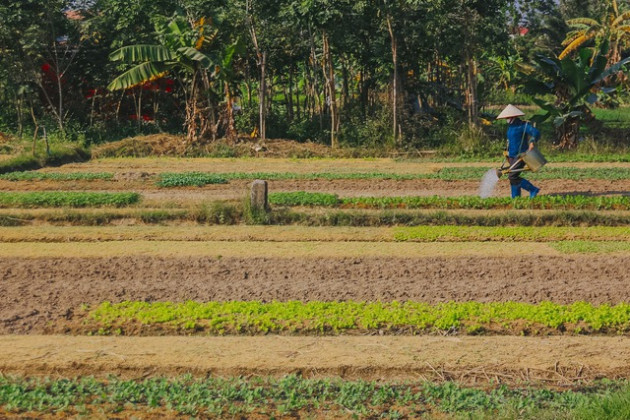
[156,172,228,187]
[1,0,628,151]
[393,226,630,242]
[87,301,630,335]
[0,192,140,208]
[268,192,339,207]
[2,375,630,418]
[0,172,113,181]
[269,192,630,210]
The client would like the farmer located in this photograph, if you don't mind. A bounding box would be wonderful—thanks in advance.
[496,104,541,198]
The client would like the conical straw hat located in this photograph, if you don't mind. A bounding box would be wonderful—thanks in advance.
[496,104,525,120]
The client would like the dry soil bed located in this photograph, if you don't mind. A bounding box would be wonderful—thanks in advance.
[1,335,629,385]
[2,255,630,334]
[40,157,630,173]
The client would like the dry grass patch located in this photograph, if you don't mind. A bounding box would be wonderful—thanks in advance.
[0,240,558,259]
[0,225,393,243]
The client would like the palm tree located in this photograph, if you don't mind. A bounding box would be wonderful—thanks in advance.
[560,0,630,65]
[108,13,217,143]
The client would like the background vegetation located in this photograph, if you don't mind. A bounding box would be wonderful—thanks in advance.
[1,0,629,157]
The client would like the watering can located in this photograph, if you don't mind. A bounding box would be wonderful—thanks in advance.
[496,148,547,178]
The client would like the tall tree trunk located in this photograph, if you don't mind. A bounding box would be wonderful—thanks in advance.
[359,69,367,117]
[259,54,267,141]
[225,81,236,142]
[465,53,478,126]
[29,99,39,155]
[247,2,266,142]
[322,31,338,148]
[295,68,301,120]
[556,119,580,149]
[287,70,294,122]
[341,59,349,109]
[246,64,253,108]
[16,96,24,138]
[386,16,399,144]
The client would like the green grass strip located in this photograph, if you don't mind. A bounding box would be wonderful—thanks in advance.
[88,301,630,335]
[0,172,113,181]
[156,172,228,187]
[156,167,630,187]
[1,375,628,418]
[269,191,339,206]
[551,241,630,254]
[393,226,630,242]
[0,192,141,208]
[269,192,630,210]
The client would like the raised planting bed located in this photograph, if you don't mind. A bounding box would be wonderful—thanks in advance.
[153,167,630,186]
[270,192,630,211]
[0,171,113,181]
[78,300,630,336]
[2,374,628,418]
[0,192,140,208]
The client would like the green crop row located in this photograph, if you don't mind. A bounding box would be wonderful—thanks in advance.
[268,191,339,206]
[2,167,629,187]
[154,167,630,187]
[86,301,630,335]
[0,192,141,208]
[346,195,630,210]
[156,172,228,187]
[393,226,630,242]
[2,375,628,418]
[0,171,114,181]
[269,192,630,210]
[551,241,630,254]
[436,167,630,181]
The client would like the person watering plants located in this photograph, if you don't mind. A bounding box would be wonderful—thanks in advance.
[496,104,541,198]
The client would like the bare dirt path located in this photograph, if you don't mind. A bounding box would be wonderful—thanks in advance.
[3,255,630,334]
[0,240,558,258]
[2,335,629,385]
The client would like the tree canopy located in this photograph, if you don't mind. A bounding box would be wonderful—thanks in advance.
[0,0,628,150]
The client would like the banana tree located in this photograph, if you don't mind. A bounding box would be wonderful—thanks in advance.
[108,13,217,143]
[215,39,244,142]
[519,41,630,149]
[560,0,630,65]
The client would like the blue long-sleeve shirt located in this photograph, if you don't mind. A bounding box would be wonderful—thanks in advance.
[507,118,540,157]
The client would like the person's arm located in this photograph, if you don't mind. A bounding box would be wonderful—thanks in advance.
[526,124,541,151]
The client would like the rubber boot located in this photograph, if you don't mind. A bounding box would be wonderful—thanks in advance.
[520,179,540,198]
[510,183,521,198]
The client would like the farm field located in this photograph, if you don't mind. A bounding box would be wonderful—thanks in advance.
[2,158,630,201]
[2,157,630,418]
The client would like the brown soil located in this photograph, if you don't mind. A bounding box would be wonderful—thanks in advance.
[42,157,630,173]
[2,255,630,334]
[0,178,628,201]
[2,335,630,385]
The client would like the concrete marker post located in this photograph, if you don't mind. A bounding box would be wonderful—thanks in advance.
[251,179,269,212]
